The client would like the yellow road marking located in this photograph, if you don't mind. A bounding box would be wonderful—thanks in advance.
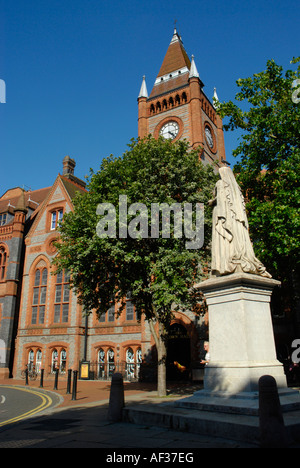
[0,386,53,428]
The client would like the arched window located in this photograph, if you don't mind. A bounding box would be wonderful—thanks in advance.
[182,92,187,103]
[150,104,155,115]
[107,348,115,377]
[0,245,7,281]
[28,349,34,371]
[169,97,174,108]
[36,349,43,373]
[97,348,105,379]
[51,349,58,372]
[31,268,48,324]
[51,348,67,374]
[54,270,70,323]
[175,94,180,106]
[136,348,142,378]
[126,347,135,380]
[60,349,67,374]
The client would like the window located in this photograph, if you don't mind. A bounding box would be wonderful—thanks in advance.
[97,348,105,378]
[107,348,115,377]
[126,347,135,380]
[28,349,35,371]
[54,270,70,323]
[107,304,115,322]
[0,246,7,281]
[60,349,67,373]
[31,268,48,324]
[36,349,42,373]
[51,348,67,373]
[0,214,7,226]
[51,209,64,230]
[126,299,134,321]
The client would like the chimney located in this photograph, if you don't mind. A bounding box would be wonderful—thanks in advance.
[63,156,76,176]
[61,156,86,189]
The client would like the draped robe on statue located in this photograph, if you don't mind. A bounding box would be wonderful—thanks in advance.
[210,167,271,278]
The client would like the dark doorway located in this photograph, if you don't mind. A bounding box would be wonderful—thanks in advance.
[167,323,191,381]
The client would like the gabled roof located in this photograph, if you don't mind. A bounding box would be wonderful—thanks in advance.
[26,174,87,239]
[149,29,191,99]
[0,187,51,216]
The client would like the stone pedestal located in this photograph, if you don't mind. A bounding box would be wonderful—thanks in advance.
[199,273,287,395]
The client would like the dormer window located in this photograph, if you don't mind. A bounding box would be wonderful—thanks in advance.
[51,209,64,231]
[0,214,7,226]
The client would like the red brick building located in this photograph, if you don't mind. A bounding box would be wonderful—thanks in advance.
[1,29,226,381]
[138,28,226,165]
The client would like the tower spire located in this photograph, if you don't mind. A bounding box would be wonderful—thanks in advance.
[189,55,200,79]
[138,75,148,98]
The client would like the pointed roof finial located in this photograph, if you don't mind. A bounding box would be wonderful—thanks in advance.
[213,87,220,109]
[189,55,200,79]
[138,75,148,98]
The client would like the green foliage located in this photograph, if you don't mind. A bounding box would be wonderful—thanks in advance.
[54,136,217,326]
[217,58,300,276]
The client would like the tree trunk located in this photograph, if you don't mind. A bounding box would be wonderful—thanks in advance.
[149,319,168,397]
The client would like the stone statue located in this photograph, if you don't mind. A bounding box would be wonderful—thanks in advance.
[209,166,271,278]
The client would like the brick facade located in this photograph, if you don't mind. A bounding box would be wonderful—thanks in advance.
[2,30,217,382]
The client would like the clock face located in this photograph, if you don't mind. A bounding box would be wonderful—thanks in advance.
[205,126,214,148]
[159,121,179,140]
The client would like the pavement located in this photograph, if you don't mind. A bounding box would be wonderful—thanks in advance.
[0,378,259,449]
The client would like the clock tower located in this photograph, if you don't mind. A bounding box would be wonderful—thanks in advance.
[138,28,226,164]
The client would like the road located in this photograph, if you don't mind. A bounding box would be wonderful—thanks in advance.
[0,385,61,429]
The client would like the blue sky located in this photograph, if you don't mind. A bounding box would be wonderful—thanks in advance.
[0,0,299,195]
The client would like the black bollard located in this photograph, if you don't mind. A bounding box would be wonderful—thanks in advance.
[54,369,59,390]
[107,373,125,422]
[72,370,78,401]
[259,375,289,448]
[39,369,44,388]
[66,369,72,394]
[25,368,29,386]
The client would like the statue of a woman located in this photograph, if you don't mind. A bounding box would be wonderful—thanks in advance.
[209,166,271,278]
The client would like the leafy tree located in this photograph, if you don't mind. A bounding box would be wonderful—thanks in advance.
[217,58,300,333]
[54,136,217,396]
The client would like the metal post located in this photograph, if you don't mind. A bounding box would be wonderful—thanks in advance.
[25,368,29,386]
[39,369,44,388]
[72,370,78,401]
[54,369,59,390]
[66,369,72,394]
